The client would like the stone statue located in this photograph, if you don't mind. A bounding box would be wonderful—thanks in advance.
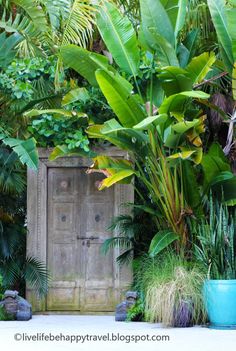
[115,291,138,321]
[0,290,32,321]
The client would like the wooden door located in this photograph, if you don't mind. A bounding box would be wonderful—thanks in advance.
[47,167,115,311]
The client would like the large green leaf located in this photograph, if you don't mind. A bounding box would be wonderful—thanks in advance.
[96,2,140,76]
[87,124,148,157]
[62,88,89,106]
[182,160,202,213]
[0,32,22,68]
[159,91,210,115]
[99,170,135,190]
[158,66,192,96]
[186,52,216,84]
[149,230,179,257]
[172,119,202,133]
[0,136,38,170]
[182,29,199,62]
[88,155,135,190]
[60,45,110,86]
[101,119,148,143]
[174,0,187,38]
[24,108,87,118]
[49,145,96,161]
[201,142,231,191]
[95,69,146,127]
[133,114,168,130]
[207,0,234,73]
[226,7,236,62]
[140,0,175,48]
[160,0,187,37]
[212,176,236,206]
[148,28,179,66]
[90,155,134,172]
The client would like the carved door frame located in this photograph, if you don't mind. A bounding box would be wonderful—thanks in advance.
[26,147,133,312]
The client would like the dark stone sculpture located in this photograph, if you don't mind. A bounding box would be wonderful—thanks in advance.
[115,291,138,321]
[0,290,32,321]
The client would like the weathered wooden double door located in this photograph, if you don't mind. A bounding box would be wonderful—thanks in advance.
[27,150,133,312]
[47,167,116,311]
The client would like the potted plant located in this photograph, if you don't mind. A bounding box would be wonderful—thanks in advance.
[195,197,236,329]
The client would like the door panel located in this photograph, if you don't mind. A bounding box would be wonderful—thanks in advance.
[47,168,115,311]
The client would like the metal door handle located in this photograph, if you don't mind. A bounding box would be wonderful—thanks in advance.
[77,236,87,240]
[77,235,99,240]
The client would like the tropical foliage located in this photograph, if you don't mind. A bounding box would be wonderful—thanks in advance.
[0,0,236,326]
[57,0,236,252]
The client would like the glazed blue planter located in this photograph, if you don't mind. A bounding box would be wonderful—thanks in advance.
[203,280,236,329]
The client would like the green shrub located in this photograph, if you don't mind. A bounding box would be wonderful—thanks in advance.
[126,298,144,322]
[28,114,90,152]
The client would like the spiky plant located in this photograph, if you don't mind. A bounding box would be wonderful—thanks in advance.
[195,196,236,280]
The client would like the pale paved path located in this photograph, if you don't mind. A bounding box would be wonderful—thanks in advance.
[0,315,236,351]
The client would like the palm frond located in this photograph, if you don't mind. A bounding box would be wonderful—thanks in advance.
[0,12,46,56]
[116,248,133,265]
[0,148,26,194]
[0,259,21,287]
[13,0,48,31]
[0,220,25,259]
[61,0,96,47]
[23,257,50,296]
[41,0,71,31]
[101,236,132,255]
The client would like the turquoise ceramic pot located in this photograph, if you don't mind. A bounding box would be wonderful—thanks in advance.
[203,280,236,329]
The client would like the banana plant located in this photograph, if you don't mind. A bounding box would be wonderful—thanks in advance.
[55,0,223,250]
